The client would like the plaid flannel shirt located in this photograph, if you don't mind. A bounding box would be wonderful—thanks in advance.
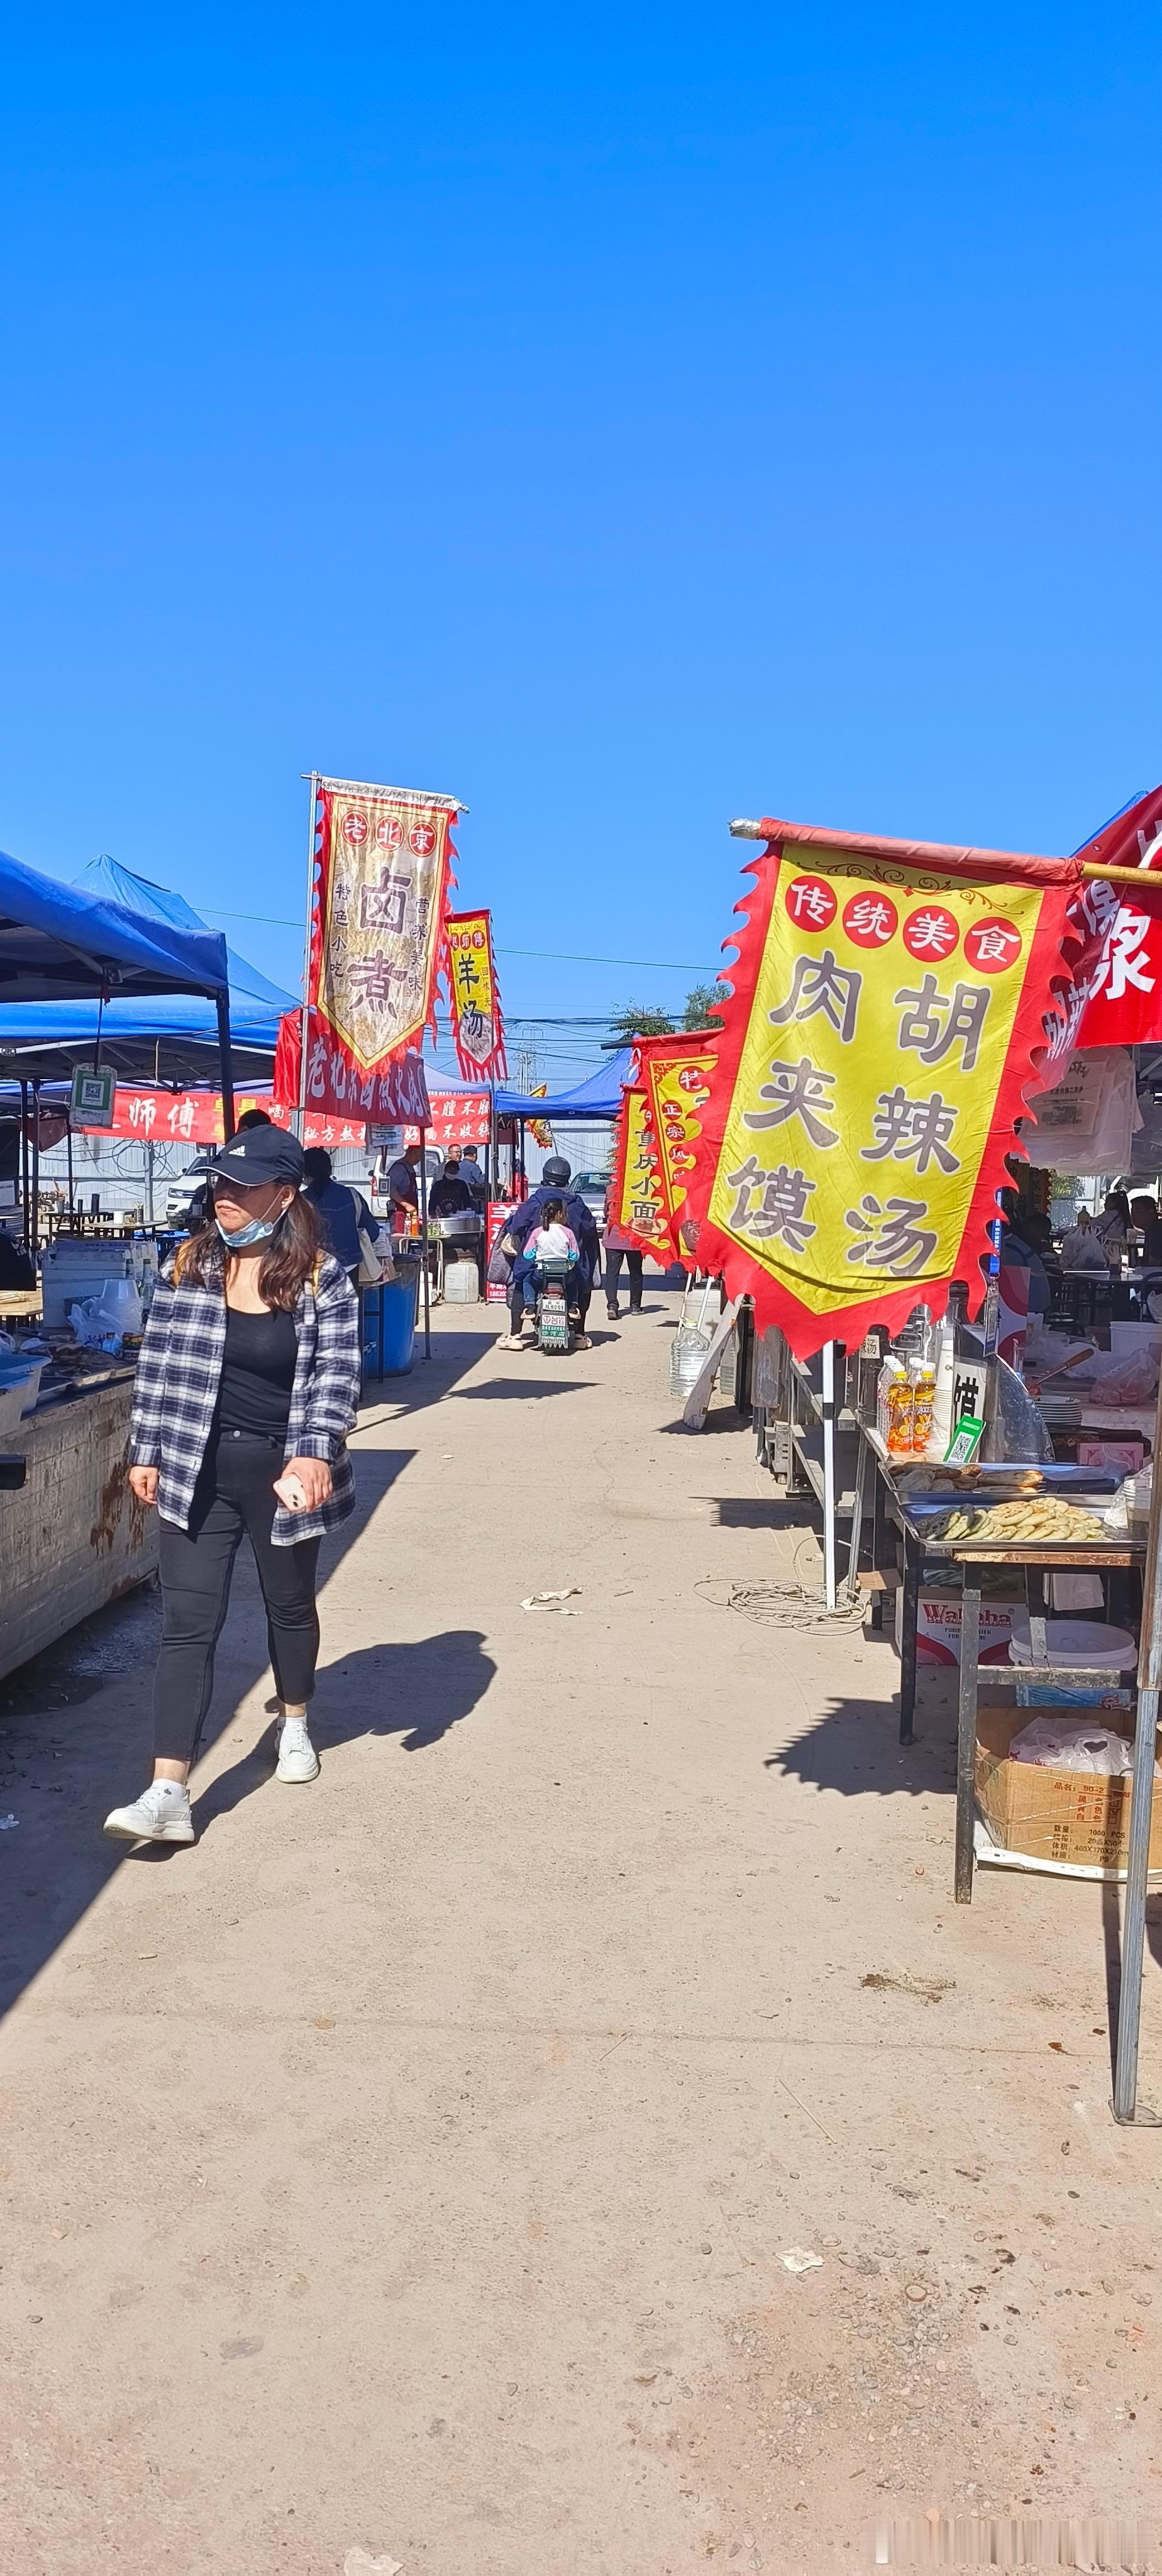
[130,1250,361,1546]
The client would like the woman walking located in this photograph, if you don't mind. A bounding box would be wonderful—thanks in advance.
[104,1124,361,1846]
[602,1177,645,1320]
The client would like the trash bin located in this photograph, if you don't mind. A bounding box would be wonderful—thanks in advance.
[379,1259,420,1375]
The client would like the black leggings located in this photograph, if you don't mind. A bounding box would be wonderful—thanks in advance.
[155,1430,321,1765]
[604,1248,643,1305]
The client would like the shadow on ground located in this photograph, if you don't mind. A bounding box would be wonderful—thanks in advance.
[766,1690,957,1799]
[184,1627,497,1841]
[0,1433,433,2015]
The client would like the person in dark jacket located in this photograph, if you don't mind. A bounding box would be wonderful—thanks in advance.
[428,1157,474,1218]
[302,1148,375,1286]
[498,1156,600,1350]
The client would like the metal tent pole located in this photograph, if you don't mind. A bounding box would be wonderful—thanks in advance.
[418,1138,431,1358]
[19,1081,30,1253]
[65,1116,75,1217]
[215,991,236,1141]
[821,1339,838,1610]
[30,1080,40,1268]
[294,772,319,1140]
[1112,1361,1162,2122]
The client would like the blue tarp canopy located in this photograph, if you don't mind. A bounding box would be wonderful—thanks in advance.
[495,1048,634,1120]
[0,858,291,1085]
[0,846,229,1005]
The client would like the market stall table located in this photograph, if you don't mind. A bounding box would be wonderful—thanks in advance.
[866,1458,1146,1896]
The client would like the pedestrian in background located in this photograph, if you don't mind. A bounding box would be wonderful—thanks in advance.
[302,1145,377,1287]
[602,1178,643,1320]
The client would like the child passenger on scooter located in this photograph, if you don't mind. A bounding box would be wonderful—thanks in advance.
[517,1198,579,1277]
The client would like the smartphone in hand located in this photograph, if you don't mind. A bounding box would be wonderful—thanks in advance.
[274,1472,309,1511]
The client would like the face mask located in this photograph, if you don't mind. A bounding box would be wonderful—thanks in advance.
[215,1206,284,1249]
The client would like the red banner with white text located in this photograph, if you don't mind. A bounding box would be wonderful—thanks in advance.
[274,1012,431,1126]
[1070,784,1162,1049]
[72,1085,377,1152]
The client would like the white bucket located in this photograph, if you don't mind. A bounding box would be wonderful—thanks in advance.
[1009,1615,1138,1672]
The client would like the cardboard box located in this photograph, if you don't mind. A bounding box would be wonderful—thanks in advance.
[895,1582,1024,1668]
[976,1703,1162,1872]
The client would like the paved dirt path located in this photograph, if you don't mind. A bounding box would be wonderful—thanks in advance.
[2,1295,1161,2572]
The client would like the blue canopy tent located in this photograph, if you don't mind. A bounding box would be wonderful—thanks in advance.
[494,1048,634,1121]
[0,845,233,1247]
[0,858,289,1097]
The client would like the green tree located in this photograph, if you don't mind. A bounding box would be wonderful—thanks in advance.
[682,982,729,1031]
[607,1001,675,1043]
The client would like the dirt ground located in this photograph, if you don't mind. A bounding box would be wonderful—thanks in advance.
[2,1288,1161,2573]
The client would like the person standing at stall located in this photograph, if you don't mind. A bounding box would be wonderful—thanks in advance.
[302,1145,377,1288]
[103,1124,361,1846]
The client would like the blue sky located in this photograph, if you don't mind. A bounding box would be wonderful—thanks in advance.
[1,6,1159,1080]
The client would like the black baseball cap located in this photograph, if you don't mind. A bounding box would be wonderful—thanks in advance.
[190,1125,306,1189]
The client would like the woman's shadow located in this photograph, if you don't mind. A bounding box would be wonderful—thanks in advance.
[191,1628,495,1836]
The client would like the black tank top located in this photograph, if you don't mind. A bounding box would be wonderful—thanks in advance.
[218,1306,298,1440]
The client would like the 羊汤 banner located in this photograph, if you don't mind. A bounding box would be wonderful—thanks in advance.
[612,1085,670,1256]
[445,911,507,1078]
[684,824,1088,1355]
[306,777,456,1087]
[634,1035,717,1261]
[274,1012,431,1126]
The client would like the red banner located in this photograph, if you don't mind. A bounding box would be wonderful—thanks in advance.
[274,1012,431,1126]
[72,1085,380,1152]
[1070,785,1162,1049]
[445,911,507,1079]
[684,821,1090,1355]
[404,1092,490,1148]
[306,777,456,1087]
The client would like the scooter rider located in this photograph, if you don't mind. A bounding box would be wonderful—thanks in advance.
[498,1156,600,1351]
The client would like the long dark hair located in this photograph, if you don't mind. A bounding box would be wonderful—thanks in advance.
[177,1190,324,1311]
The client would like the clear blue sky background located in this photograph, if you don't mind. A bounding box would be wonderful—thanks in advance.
[1,6,1159,1078]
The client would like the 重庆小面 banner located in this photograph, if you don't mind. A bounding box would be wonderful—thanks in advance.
[634,1035,716,1261]
[611,1085,670,1257]
[445,911,507,1078]
[685,828,1088,1355]
[307,777,456,1085]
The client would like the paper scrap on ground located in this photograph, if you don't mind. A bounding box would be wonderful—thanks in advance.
[521,1588,581,1613]
[343,2552,404,2576]
[0,1814,18,1830]
[781,2246,824,2274]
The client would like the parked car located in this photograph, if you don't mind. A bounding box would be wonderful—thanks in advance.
[571,1169,614,1231]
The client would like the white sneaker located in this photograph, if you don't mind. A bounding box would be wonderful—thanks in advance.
[275,1718,319,1784]
[103,1781,195,1844]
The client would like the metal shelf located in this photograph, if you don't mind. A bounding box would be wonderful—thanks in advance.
[790,1424,864,1520]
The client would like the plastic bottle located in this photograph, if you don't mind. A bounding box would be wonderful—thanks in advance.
[929,1314,958,1457]
[877,1353,907,1446]
[884,1365,916,1458]
[910,1361,936,1457]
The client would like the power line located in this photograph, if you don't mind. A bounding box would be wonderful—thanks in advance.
[201,905,717,977]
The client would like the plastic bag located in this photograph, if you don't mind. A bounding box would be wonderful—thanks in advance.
[1085,1348,1160,1404]
[1010,1716,1137,1776]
